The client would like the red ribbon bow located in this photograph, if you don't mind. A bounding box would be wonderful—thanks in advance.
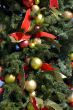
[10,9,56,42]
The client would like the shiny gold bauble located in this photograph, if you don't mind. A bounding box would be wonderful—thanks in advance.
[35,14,44,25]
[33,38,42,45]
[5,74,15,83]
[63,11,73,20]
[70,53,73,61]
[68,93,73,104]
[29,42,36,48]
[30,57,42,70]
[32,5,40,13]
[25,80,37,92]
[29,91,36,97]
[35,0,40,5]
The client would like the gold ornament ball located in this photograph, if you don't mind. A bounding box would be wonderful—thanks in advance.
[68,93,73,104]
[29,91,36,97]
[63,11,73,20]
[32,5,40,13]
[29,42,36,48]
[35,14,44,25]
[35,0,40,5]
[33,38,42,45]
[5,74,15,83]
[70,53,73,61]
[30,57,43,70]
[25,80,37,92]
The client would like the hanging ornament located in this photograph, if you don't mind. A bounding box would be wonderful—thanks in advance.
[29,42,36,48]
[69,53,73,61]
[15,44,20,51]
[29,91,36,97]
[0,88,4,95]
[22,0,34,8]
[0,80,5,87]
[5,74,15,84]
[30,57,43,70]
[33,38,42,45]
[35,25,40,31]
[19,40,29,48]
[32,5,40,14]
[24,80,37,92]
[67,92,73,107]
[35,14,45,25]
[35,0,40,5]
[63,11,73,20]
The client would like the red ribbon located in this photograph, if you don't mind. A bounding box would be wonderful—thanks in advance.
[36,32,56,39]
[50,0,59,9]
[10,32,31,41]
[41,63,56,71]
[10,8,57,42]
[31,98,39,110]
[21,9,31,32]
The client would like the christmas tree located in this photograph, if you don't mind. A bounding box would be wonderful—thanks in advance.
[0,0,73,110]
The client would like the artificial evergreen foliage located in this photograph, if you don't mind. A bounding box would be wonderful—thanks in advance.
[0,0,73,110]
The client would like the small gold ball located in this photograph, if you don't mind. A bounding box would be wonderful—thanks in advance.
[35,14,44,25]
[25,80,37,92]
[68,93,73,103]
[29,42,36,48]
[32,5,40,13]
[35,0,40,5]
[29,91,36,97]
[30,57,43,70]
[70,53,73,61]
[5,74,15,84]
[63,11,73,20]
[34,38,42,45]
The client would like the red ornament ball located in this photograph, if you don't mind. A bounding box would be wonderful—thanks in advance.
[0,88,4,95]
[19,40,29,48]
[68,93,73,107]
[22,0,34,8]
